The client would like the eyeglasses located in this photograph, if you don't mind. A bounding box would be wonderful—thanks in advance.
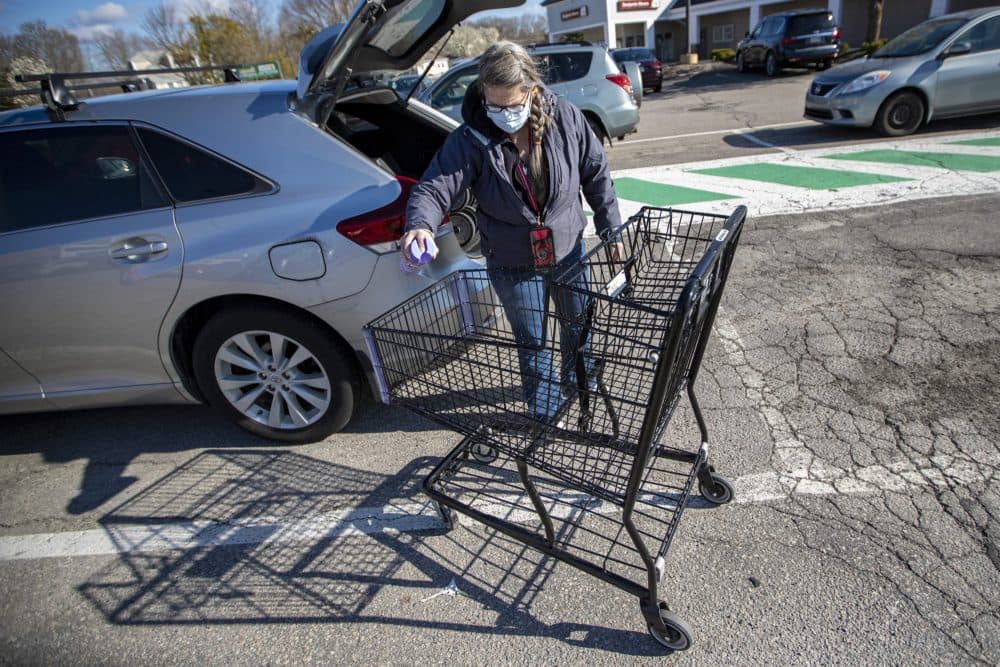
[483,91,531,114]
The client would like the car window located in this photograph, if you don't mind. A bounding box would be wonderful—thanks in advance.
[954,15,1000,54]
[137,127,269,203]
[367,0,446,58]
[0,125,166,233]
[430,68,478,107]
[874,16,967,57]
[789,13,835,35]
[542,52,593,83]
[759,17,777,37]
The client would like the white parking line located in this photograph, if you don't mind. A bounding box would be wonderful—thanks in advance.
[1,451,994,562]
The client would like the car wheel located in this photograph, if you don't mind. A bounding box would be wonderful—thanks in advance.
[192,304,360,443]
[765,51,780,77]
[874,91,924,137]
[735,51,747,73]
[586,115,607,145]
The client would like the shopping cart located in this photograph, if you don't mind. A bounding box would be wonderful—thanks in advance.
[364,205,747,649]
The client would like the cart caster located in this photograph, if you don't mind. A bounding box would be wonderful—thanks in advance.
[699,471,734,505]
[437,502,455,530]
[647,601,693,651]
[470,441,498,465]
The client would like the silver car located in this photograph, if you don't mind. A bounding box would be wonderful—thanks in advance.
[419,42,641,143]
[0,0,521,442]
[804,7,1000,136]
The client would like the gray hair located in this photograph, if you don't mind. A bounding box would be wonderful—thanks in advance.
[478,41,543,90]
[479,41,550,207]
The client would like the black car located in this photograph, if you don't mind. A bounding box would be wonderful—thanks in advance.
[736,10,840,76]
[610,47,663,92]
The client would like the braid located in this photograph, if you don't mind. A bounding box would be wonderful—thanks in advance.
[527,86,549,208]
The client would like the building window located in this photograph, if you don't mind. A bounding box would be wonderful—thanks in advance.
[712,24,734,44]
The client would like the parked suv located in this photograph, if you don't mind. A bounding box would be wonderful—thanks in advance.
[610,47,663,92]
[736,9,840,76]
[0,0,520,443]
[419,42,640,143]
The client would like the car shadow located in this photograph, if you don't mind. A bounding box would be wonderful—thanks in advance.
[0,398,441,515]
[75,448,667,655]
[654,66,815,98]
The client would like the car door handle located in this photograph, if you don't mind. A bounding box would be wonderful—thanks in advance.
[110,241,168,260]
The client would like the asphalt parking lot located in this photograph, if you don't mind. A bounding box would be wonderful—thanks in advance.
[2,67,999,665]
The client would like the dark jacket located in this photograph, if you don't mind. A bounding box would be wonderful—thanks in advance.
[405,82,621,267]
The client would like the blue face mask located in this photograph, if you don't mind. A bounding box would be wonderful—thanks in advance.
[485,93,532,134]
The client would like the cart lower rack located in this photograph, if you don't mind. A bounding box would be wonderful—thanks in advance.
[365,205,747,649]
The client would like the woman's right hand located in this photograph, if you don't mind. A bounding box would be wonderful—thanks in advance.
[400,228,436,263]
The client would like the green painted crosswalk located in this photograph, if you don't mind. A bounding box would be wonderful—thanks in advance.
[613,177,734,206]
[949,137,1000,148]
[689,163,909,190]
[824,149,1000,173]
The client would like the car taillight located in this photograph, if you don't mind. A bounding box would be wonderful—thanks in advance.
[336,176,447,252]
[606,73,633,96]
[781,36,793,46]
[832,27,841,40]
[653,59,662,70]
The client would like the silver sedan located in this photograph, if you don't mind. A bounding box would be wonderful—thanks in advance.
[0,0,518,442]
[804,7,1000,136]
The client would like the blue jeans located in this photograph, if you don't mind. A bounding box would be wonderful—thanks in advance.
[488,240,594,419]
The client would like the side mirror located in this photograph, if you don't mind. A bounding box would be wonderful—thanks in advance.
[745,31,750,38]
[943,41,972,58]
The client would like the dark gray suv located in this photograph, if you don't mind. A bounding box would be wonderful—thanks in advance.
[736,10,841,76]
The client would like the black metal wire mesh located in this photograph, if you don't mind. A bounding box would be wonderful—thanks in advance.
[425,434,706,589]
[366,207,744,501]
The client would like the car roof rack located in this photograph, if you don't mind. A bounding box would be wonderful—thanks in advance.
[5,65,243,119]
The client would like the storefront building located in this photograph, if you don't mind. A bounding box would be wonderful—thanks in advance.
[543,0,997,61]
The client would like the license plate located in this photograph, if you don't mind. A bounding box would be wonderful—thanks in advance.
[809,36,822,45]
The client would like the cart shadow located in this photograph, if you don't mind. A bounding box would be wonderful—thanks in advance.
[76,449,666,655]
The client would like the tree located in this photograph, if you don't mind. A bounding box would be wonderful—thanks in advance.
[471,15,547,45]
[11,21,85,72]
[142,2,191,60]
[279,0,354,37]
[94,29,149,70]
[866,0,885,43]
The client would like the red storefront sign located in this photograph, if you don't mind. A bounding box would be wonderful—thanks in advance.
[561,6,589,20]
[618,0,654,10]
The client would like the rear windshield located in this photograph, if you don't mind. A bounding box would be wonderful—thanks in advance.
[789,13,835,34]
[612,48,655,62]
[368,0,445,58]
[874,16,967,57]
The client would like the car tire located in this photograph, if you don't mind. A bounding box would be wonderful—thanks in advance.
[192,304,360,443]
[586,115,607,145]
[735,51,747,73]
[874,90,924,137]
[653,80,662,93]
[765,51,780,77]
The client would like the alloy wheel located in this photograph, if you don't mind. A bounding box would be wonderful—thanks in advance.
[213,330,332,429]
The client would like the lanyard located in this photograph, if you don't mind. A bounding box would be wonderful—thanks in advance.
[514,160,541,223]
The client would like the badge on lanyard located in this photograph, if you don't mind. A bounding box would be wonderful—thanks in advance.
[515,161,555,268]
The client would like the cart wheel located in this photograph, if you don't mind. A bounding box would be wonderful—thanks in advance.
[699,472,734,505]
[437,502,455,530]
[470,441,498,465]
[647,602,693,651]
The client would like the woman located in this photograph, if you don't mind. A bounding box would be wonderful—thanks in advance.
[401,41,621,421]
